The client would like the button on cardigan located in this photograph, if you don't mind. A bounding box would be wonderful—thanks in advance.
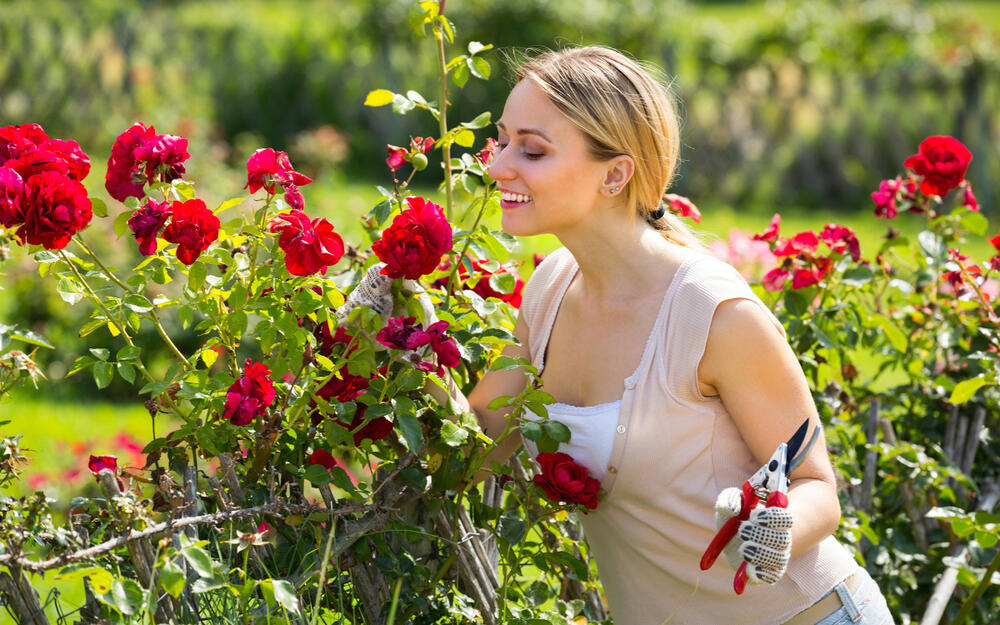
[519,246,857,625]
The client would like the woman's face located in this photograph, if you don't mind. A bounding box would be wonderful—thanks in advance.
[488,80,613,237]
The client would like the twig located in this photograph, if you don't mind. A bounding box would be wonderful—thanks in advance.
[859,398,880,515]
[960,406,985,476]
[878,417,930,551]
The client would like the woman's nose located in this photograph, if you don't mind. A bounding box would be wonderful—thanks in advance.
[486,148,511,181]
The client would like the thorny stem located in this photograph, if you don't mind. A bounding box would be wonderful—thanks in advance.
[435,11,454,221]
[75,236,193,369]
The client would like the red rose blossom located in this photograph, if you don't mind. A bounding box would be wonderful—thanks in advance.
[105,122,158,202]
[663,193,702,223]
[411,136,435,154]
[476,138,497,166]
[16,171,93,249]
[223,359,276,426]
[0,124,49,164]
[132,133,189,184]
[434,258,524,308]
[0,167,24,228]
[872,178,902,219]
[385,144,408,171]
[40,139,91,181]
[268,210,345,276]
[762,267,790,292]
[161,198,220,265]
[533,452,601,510]
[376,316,431,351]
[308,449,339,471]
[372,196,453,279]
[128,199,172,256]
[425,320,461,369]
[963,186,978,212]
[88,454,124,491]
[4,149,71,180]
[753,213,781,242]
[244,148,312,194]
[819,224,861,262]
[904,135,972,197]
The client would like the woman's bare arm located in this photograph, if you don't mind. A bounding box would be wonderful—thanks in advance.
[698,299,841,558]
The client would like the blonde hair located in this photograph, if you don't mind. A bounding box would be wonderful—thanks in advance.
[514,46,702,249]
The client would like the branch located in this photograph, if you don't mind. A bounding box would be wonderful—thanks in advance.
[0,500,382,572]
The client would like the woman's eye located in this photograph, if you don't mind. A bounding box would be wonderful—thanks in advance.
[523,152,544,160]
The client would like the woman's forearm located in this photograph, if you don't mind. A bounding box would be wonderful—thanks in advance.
[786,477,842,558]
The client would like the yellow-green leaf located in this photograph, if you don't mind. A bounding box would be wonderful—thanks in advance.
[200,349,219,368]
[455,129,475,147]
[949,376,987,404]
[364,89,394,107]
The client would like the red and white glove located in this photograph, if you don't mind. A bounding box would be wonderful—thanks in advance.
[714,487,794,585]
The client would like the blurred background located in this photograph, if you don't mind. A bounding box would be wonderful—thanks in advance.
[0,0,998,492]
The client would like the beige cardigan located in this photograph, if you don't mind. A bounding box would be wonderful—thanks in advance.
[521,247,857,625]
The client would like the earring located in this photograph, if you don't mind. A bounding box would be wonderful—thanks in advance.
[610,186,620,194]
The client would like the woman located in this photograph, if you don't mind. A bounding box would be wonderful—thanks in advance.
[350,46,894,625]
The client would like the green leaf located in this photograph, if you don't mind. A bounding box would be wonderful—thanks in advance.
[117,363,136,384]
[160,560,186,598]
[470,56,491,80]
[117,345,141,361]
[8,328,54,349]
[392,93,416,115]
[90,197,108,218]
[454,129,475,147]
[452,63,469,88]
[519,420,542,441]
[268,579,300,614]
[959,210,988,236]
[499,511,527,546]
[783,290,810,317]
[188,262,206,291]
[543,420,571,444]
[123,294,153,313]
[364,89,395,107]
[217,196,247,213]
[841,265,873,287]
[468,41,492,56]
[57,276,83,305]
[462,112,492,129]
[441,420,468,447]
[113,209,133,238]
[872,314,907,352]
[228,310,248,337]
[975,530,998,549]
[394,397,423,452]
[304,463,331,486]
[92,362,114,389]
[949,376,988,404]
[54,566,113,594]
[110,578,143,615]
[917,230,947,264]
[543,551,589,580]
[183,546,216,578]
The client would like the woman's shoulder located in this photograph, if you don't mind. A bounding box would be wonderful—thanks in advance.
[519,247,576,327]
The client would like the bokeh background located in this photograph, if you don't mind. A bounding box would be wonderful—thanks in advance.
[1,0,998,496]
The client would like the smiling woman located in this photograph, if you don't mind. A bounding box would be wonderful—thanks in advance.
[441,46,896,625]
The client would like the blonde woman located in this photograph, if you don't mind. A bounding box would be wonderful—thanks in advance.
[350,46,895,625]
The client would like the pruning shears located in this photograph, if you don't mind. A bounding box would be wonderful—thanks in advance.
[699,418,821,594]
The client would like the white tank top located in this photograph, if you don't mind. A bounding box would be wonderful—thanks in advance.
[521,399,620,482]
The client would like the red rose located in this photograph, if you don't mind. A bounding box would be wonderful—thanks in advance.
[819,224,860,262]
[316,325,356,359]
[753,213,781,243]
[161,198,220,265]
[314,370,393,445]
[904,135,972,197]
[128,199,172,256]
[132,133,189,184]
[223,359,276,426]
[773,231,819,257]
[476,138,497,166]
[425,320,461,369]
[40,139,91,181]
[762,266,790,292]
[411,136,435,154]
[533,452,601,510]
[434,258,524,308]
[16,171,93,249]
[4,149,71,180]
[244,148,312,194]
[105,122,158,202]
[268,210,345,276]
[308,449,338,470]
[372,196,453,280]
[872,178,901,219]
[963,186,978,212]
[0,124,48,164]
[0,167,24,228]
[284,185,305,211]
[663,193,702,223]
[376,316,430,350]
[87,454,124,490]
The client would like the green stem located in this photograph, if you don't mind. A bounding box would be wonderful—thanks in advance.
[950,547,1000,624]
[446,187,492,298]
[76,237,193,369]
[435,15,454,222]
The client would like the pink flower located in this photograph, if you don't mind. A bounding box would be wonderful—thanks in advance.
[385,145,408,171]
[904,136,972,197]
[128,199,172,256]
[223,359,276,426]
[762,266,790,292]
[268,210,345,276]
[662,193,702,223]
[963,186,978,212]
[872,177,902,219]
[372,196,453,280]
[707,228,777,282]
[753,213,781,243]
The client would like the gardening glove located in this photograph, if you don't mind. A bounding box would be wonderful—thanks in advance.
[337,263,438,325]
[336,263,394,322]
[714,486,794,585]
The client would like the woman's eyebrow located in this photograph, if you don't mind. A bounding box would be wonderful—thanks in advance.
[496,121,552,142]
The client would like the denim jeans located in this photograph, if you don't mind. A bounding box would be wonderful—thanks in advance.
[810,567,895,625]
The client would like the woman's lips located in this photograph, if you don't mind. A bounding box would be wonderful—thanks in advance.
[500,190,532,210]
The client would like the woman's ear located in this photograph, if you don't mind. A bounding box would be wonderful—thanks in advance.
[602,155,635,195]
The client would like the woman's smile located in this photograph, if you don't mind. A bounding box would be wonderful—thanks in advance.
[499,188,534,210]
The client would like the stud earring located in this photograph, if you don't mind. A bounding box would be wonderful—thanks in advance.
[610,186,620,194]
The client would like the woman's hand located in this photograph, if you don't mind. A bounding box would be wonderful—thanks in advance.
[714,487,794,585]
